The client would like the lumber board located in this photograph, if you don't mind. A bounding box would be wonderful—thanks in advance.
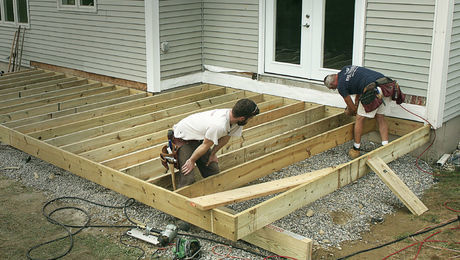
[189,167,335,210]
[4,93,146,128]
[0,70,48,85]
[153,112,351,189]
[0,85,117,114]
[124,101,325,182]
[0,124,237,241]
[366,156,428,215]
[234,125,430,239]
[0,82,103,108]
[0,72,57,88]
[0,68,41,80]
[17,87,227,135]
[176,118,375,198]
[0,75,71,97]
[386,117,424,136]
[76,95,267,162]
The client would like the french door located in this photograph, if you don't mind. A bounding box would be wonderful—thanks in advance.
[264,0,360,80]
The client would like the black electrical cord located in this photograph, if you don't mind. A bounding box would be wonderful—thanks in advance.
[337,215,460,260]
[27,196,140,260]
[29,196,278,259]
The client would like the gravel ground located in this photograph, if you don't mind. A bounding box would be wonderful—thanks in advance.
[0,139,434,259]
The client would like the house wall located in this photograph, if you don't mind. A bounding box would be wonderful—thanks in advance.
[445,1,460,122]
[159,0,202,79]
[364,0,435,98]
[202,0,259,72]
[3,0,147,83]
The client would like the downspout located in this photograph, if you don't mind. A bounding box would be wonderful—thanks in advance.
[145,0,161,93]
[426,0,454,128]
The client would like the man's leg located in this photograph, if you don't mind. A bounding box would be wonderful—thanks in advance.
[375,113,389,145]
[354,115,365,146]
[176,143,199,188]
[196,149,220,178]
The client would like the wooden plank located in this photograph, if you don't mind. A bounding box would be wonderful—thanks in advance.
[50,92,262,150]
[176,119,376,198]
[3,93,146,128]
[242,224,312,260]
[0,75,71,97]
[0,82,103,108]
[0,85,117,114]
[17,88,227,135]
[0,124,237,241]
[0,69,41,81]
[189,167,335,210]
[234,125,430,239]
[219,206,312,260]
[366,156,428,215]
[0,71,53,87]
[0,72,64,89]
[386,117,424,136]
[152,112,351,189]
[76,95,266,163]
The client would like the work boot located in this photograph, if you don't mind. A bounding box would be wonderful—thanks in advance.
[348,147,361,159]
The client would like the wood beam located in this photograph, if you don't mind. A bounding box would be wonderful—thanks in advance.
[0,75,70,97]
[175,117,374,198]
[189,167,335,210]
[234,125,430,239]
[366,156,428,215]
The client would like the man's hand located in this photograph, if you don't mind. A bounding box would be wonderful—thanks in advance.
[206,153,218,166]
[344,107,356,116]
[181,159,195,175]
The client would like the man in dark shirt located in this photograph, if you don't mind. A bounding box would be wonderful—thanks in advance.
[324,65,391,159]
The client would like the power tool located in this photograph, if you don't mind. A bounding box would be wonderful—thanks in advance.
[173,237,201,259]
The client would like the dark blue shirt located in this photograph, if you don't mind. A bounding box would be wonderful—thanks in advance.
[337,65,384,97]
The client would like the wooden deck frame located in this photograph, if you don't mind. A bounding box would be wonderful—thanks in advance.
[0,69,430,259]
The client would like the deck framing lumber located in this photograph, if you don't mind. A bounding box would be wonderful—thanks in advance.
[0,71,430,259]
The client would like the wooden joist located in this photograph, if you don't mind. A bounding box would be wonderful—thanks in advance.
[366,156,428,215]
[0,71,430,260]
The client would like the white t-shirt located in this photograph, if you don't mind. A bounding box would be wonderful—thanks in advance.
[173,109,243,145]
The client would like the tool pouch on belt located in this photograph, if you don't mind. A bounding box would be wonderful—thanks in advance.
[360,82,383,113]
[160,143,178,170]
[160,130,179,170]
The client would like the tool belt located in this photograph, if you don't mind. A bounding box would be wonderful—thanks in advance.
[359,77,405,113]
[160,130,179,170]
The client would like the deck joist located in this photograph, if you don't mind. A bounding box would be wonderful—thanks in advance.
[0,69,430,259]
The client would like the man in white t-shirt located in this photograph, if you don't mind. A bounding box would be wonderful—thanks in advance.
[172,98,259,188]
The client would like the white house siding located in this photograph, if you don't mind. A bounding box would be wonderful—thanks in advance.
[202,0,259,72]
[364,0,435,97]
[159,0,203,79]
[445,1,460,122]
[1,0,146,82]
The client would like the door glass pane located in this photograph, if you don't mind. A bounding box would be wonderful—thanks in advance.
[17,0,28,23]
[4,0,14,22]
[62,0,76,5]
[275,0,302,65]
[80,0,94,6]
[323,0,355,69]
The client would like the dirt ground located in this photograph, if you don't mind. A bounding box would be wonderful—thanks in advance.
[0,167,458,259]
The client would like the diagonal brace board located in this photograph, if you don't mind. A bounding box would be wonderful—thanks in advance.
[366,156,428,215]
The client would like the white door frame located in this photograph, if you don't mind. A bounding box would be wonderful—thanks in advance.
[261,0,365,81]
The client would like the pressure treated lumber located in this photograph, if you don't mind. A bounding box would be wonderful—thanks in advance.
[4,93,146,128]
[189,167,335,210]
[57,90,251,152]
[366,156,428,215]
[176,119,376,198]
[234,125,430,239]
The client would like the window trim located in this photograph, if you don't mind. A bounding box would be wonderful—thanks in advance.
[0,0,30,27]
[56,0,97,13]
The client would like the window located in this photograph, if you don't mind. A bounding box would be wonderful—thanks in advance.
[57,0,97,12]
[0,0,29,25]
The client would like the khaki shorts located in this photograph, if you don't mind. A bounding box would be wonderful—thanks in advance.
[357,97,391,118]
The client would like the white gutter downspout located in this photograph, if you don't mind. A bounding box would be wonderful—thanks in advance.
[145,0,161,93]
[426,0,454,128]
